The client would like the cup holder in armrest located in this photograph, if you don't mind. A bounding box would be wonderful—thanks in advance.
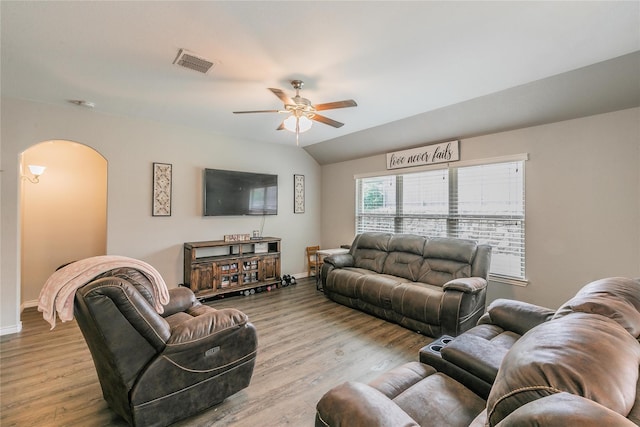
[424,335,455,357]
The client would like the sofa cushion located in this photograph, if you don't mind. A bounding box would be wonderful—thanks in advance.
[316,381,420,427]
[361,361,485,427]
[553,277,640,338]
[393,371,486,427]
[417,258,472,286]
[487,312,640,426]
[369,361,436,399]
[354,249,389,273]
[389,233,427,254]
[416,237,477,285]
[382,234,426,280]
[352,232,392,273]
[391,282,443,325]
[325,267,378,298]
[383,252,424,281]
[423,237,477,264]
[356,232,393,251]
[358,274,408,309]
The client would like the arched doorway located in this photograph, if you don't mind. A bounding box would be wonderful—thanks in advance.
[20,140,107,307]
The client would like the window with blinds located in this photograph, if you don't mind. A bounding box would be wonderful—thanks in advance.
[356,160,525,280]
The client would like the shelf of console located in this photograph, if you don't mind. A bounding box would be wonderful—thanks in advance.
[188,279,282,300]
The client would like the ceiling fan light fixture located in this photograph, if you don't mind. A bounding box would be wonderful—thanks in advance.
[283,115,312,133]
[233,79,357,145]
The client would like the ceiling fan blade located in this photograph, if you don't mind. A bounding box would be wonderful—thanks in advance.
[233,110,282,114]
[312,114,344,128]
[314,99,357,111]
[276,122,285,130]
[268,88,295,106]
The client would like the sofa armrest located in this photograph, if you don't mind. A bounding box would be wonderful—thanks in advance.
[316,382,419,427]
[166,308,249,347]
[440,334,506,384]
[443,277,487,294]
[321,254,355,290]
[324,253,354,268]
[161,287,199,317]
[478,299,555,336]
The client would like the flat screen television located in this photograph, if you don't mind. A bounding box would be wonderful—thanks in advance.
[203,168,278,216]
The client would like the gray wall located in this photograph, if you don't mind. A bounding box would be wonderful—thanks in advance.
[1,97,322,334]
[320,108,640,309]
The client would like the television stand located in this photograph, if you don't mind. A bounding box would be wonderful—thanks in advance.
[183,237,281,298]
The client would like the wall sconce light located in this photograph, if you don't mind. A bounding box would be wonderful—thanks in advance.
[22,165,46,184]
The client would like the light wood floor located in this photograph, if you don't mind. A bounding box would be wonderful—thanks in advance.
[1,279,432,426]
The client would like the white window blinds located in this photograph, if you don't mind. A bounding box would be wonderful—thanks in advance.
[356,159,526,280]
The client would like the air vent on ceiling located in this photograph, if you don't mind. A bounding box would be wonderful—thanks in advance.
[173,49,216,74]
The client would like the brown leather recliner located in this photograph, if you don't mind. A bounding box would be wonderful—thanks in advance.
[74,268,257,427]
[420,298,556,399]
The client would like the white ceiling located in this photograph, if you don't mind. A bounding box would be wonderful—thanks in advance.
[2,1,639,164]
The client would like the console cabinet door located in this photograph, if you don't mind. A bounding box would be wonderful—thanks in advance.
[261,255,280,282]
[192,264,213,294]
[242,257,260,286]
[214,260,239,290]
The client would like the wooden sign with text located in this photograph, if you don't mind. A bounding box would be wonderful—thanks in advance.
[386,140,460,170]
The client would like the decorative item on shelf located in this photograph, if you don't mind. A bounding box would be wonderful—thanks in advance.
[294,174,305,214]
[224,234,251,242]
[22,164,46,184]
[152,162,172,216]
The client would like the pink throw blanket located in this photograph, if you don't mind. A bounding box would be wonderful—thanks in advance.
[38,255,170,329]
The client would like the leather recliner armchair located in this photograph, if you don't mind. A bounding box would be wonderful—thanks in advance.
[74,267,257,427]
[420,298,556,398]
[315,277,640,426]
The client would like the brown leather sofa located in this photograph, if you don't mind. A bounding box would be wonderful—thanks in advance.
[316,277,640,426]
[321,232,492,337]
[74,267,257,427]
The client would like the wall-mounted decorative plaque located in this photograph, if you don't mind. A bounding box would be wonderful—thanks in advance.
[152,162,172,216]
[294,174,305,214]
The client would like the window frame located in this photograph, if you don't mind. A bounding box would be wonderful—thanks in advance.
[355,154,528,285]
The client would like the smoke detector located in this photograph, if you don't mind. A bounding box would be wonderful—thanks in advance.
[173,49,217,74]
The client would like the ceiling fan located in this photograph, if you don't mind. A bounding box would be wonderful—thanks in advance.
[233,80,357,145]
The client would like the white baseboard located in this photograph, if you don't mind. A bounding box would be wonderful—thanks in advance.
[20,299,39,312]
[0,322,23,336]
